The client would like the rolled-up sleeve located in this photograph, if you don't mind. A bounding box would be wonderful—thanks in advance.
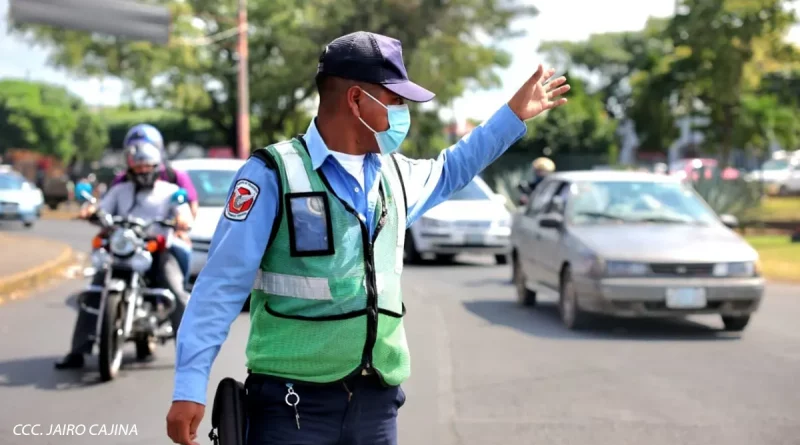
[393,103,527,226]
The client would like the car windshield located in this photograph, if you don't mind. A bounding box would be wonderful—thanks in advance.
[566,180,719,225]
[185,169,237,207]
[0,174,24,190]
[761,159,789,171]
[449,180,490,200]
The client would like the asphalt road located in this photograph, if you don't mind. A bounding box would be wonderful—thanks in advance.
[0,220,798,445]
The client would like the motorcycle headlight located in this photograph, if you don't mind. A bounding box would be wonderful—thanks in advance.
[109,229,137,256]
[713,262,756,277]
[606,261,649,276]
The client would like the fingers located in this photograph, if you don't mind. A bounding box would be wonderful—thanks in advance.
[541,67,557,83]
[189,413,202,442]
[545,98,569,110]
[545,76,568,91]
[527,64,545,85]
[547,84,571,100]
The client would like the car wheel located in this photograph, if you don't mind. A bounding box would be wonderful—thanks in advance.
[559,266,589,330]
[23,221,34,228]
[778,185,789,196]
[495,254,508,265]
[513,256,536,306]
[721,315,750,332]
[404,231,423,264]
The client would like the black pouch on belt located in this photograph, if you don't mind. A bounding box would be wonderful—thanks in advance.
[209,377,247,445]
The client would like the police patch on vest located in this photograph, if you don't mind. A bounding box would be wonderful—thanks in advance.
[225,179,260,221]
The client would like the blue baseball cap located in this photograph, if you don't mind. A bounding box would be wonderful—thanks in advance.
[317,31,436,103]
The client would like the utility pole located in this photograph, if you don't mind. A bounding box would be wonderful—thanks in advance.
[236,0,250,159]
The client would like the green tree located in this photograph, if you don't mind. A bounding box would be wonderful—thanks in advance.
[0,79,108,161]
[667,0,799,163]
[539,17,672,119]
[13,0,536,151]
[522,75,618,157]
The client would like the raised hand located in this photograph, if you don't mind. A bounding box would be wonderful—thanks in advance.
[507,64,570,121]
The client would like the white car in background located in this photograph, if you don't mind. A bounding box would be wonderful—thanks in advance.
[405,176,512,265]
[170,158,245,279]
[0,170,44,228]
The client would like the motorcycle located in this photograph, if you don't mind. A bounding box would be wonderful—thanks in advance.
[75,186,188,381]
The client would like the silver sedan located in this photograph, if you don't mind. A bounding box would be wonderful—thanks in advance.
[510,171,764,332]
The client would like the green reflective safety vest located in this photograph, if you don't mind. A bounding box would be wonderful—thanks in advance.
[245,138,410,386]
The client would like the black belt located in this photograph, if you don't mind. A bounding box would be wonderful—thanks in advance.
[246,367,380,388]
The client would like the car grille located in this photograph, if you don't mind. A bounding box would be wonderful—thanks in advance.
[649,263,714,276]
[453,220,492,229]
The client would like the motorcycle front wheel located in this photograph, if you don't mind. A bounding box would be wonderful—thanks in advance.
[98,293,124,382]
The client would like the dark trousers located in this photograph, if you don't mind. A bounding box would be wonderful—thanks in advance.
[245,373,406,445]
[68,252,189,354]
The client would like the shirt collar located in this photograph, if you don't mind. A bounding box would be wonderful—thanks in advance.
[303,118,383,170]
[304,118,333,171]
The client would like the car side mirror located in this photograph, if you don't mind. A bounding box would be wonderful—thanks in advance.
[720,214,738,229]
[539,217,562,229]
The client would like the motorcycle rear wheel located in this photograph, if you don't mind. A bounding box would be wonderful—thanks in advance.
[98,293,124,382]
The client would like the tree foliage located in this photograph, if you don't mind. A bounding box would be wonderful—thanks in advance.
[12,0,536,152]
[539,0,800,160]
[0,79,108,161]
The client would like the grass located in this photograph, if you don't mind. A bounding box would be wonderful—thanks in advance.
[744,235,799,282]
[744,196,800,221]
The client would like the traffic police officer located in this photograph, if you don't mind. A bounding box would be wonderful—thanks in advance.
[166,31,569,445]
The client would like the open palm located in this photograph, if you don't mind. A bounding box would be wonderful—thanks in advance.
[507,65,570,121]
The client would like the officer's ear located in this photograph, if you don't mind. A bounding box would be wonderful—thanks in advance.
[346,85,364,119]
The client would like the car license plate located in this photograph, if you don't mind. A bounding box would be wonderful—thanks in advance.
[665,287,707,309]
[465,234,484,245]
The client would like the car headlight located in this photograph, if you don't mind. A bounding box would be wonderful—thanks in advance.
[109,229,137,256]
[606,261,649,276]
[712,262,757,277]
[420,216,449,228]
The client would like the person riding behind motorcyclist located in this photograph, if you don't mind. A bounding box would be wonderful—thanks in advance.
[518,157,555,205]
[111,124,200,219]
[54,141,194,370]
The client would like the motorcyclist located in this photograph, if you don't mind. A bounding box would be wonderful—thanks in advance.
[54,141,194,370]
[111,124,197,280]
[518,157,555,205]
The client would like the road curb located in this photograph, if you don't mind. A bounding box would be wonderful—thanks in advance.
[0,239,75,301]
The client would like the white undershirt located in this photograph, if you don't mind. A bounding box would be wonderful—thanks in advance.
[329,151,366,190]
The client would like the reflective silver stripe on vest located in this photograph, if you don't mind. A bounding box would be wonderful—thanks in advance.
[253,271,333,300]
[383,155,407,273]
[274,142,312,193]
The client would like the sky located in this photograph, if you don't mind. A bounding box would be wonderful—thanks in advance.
[1,0,799,123]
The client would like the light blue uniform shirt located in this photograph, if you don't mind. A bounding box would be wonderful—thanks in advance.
[173,104,526,404]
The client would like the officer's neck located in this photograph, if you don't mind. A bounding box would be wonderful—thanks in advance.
[316,115,365,156]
